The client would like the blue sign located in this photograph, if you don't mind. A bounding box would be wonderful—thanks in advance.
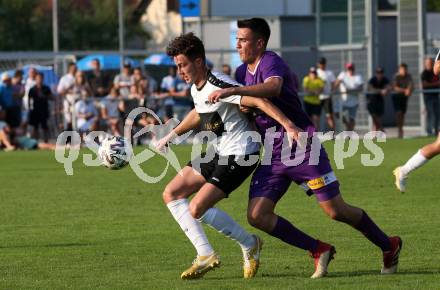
[180,0,200,18]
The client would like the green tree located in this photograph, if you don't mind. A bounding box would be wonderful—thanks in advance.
[0,0,52,50]
[428,0,440,12]
[0,0,149,51]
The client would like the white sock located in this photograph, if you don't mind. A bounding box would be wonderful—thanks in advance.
[401,150,428,176]
[167,199,214,256]
[199,207,255,251]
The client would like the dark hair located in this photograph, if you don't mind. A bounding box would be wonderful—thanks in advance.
[166,32,206,63]
[14,69,23,78]
[319,57,327,65]
[237,18,271,47]
[68,62,76,68]
[400,63,408,69]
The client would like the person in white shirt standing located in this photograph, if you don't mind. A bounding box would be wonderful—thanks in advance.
[317,57,336,131]
[334,63,363,131]
[23,66,38,133]
[57,62,77,130]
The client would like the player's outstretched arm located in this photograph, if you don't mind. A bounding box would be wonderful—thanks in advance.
[173,108,201,136]
[155,108,200,152]
[240,96,304,146]
[208,77,283,103]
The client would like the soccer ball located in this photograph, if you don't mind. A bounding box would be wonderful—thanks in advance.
[98,136,132,170]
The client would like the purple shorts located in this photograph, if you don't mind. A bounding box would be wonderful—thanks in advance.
[249,147,340,203]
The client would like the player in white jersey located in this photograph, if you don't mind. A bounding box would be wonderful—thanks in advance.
[394,50,440,192]
[155,33,301,280]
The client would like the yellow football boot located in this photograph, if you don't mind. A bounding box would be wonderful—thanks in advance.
[180,253,220,280]
[243,235,263,279]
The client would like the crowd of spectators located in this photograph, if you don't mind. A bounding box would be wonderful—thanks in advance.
[0,58,193,151]
[301,57,438,138]
[0,56,439,151]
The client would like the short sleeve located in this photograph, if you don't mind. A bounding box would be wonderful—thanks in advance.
[113,75,120,85]
[302,77,308,88]
[261,54,286,82]
[235,64,247,85]
[328,71,336,83]
[337,72,344,81]
[220,95,241,105]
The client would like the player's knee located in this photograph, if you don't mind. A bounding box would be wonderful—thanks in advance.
[189,201,205,219]
[433,139,440,153]
[247,210,265,229]
[162,186,179,204]
[324,208,345,222]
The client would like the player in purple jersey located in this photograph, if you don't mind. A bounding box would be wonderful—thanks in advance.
[208,18,402,278]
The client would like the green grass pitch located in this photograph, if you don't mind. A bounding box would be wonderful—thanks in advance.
[1,137,440,289]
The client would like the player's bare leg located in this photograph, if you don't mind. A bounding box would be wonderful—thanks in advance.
[394,132,440,192]
[191,184,262,279]
[247,197,335,278]
[162,166,218,279]
[318,194,401,274]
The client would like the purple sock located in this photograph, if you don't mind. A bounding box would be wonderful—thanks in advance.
[270,216,318,252]
[354,211,391,251]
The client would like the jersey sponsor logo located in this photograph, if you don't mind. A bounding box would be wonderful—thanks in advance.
[199,112,225,137]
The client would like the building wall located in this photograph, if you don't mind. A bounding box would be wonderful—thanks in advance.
[209,0,313,17]
[183,17,281,70]
[279,17,317,78]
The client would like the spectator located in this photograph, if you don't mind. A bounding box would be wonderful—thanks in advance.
[114,63,134,99]
[222,64,232,76]
[12,70,26,129]
[367,67,390,132]
[317,57,336,130]
[11,127,57,151]
[74,92,98,135]
[160,66,178,122]
[392,63,414,138]
[166,74,192,122]
[87,59,111,98]
[23,67,37,131]
[302,67,324,129]
[100,87,122,136]
[141,70,159,111]
[133,68,147,92]
[421,57,440,136]
[29,72,53,142]
[334,63,363,131]
[71,71,93,131]
[0,73,21,130]
[0,121,15,151]
[57,62,77,131]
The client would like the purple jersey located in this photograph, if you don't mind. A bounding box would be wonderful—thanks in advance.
[235,51,314,157]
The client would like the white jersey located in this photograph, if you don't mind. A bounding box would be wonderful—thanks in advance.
[317,68,335,100]
[191,71,260,156]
